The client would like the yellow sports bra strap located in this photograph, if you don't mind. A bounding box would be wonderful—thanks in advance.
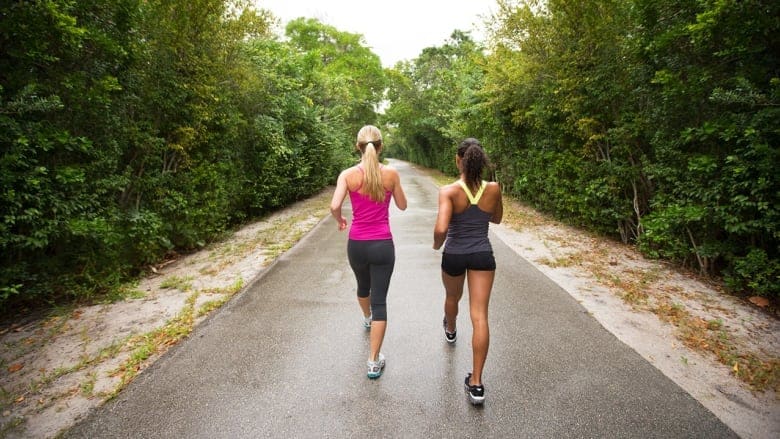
[457,180,487,204]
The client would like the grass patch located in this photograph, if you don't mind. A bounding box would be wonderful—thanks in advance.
[80,372,97,396]
[0,335,130,414]
[536,255,581,269]
[585,262,650,307]
[197,278,244,317]
[109,291,199,398]
[200,193,331,276]
[0,417,26,437]
[159,275,194,292]
[102,283,147,303]
[653,298,779,391]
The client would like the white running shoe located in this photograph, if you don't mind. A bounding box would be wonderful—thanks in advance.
[367,353,385,379]
[363,314,372,329]
[443,317,457,343]
[465,373,485,405]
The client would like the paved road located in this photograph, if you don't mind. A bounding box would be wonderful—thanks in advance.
[66,160,736,438]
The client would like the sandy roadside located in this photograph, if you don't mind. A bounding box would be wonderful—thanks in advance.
[1,184,778,439]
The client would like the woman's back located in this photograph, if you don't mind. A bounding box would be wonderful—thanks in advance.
[443,180,501,254]
[343,165,397,195]
[348,165,393,241]
[446,181,502,217]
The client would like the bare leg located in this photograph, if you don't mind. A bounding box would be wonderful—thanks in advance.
[467,270,495,386]
[358,296,370,318]
[442,271,466,332]
[369,321,387,361]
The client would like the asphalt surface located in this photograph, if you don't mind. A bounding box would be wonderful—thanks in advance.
[65,160,737,438]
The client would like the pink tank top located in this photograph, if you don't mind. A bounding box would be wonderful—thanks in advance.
[348,166,393,240]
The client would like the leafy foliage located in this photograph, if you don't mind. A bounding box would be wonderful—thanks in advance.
[385,0,779,297]
[0,1,381,311]
[383,30,487,173]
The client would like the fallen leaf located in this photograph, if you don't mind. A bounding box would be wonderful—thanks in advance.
[14,396,24,403]
[748,296,769,307]
[8,363,23,373]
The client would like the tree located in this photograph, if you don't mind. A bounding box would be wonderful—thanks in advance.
[0,1,382,311]
[285,18,386,136]
[384,30,486,173]
[473,0,779,295]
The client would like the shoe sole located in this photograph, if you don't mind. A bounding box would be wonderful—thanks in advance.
[465,388,485,405]
[468,394,485,405]
[367,366,384,379]
[464,376,485,404]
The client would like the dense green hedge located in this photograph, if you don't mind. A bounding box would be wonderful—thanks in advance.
[0,1,384,311]
[3,0,776,311]
[384,0,779,298]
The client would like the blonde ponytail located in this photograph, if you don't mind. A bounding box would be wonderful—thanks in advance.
[356,125,385,202]
[361,143,385,202]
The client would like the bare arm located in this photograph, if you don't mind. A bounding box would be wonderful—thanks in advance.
[390,169,407,211]
[433,187,453,250]
[330,171,349,231]
[489,182,503,224]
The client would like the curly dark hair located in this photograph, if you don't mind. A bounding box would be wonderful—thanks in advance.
[457,138,489,192]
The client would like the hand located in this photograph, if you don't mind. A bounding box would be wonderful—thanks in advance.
[337,217,348,231]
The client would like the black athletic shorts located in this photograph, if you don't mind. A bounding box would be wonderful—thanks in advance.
[441,251,496,277]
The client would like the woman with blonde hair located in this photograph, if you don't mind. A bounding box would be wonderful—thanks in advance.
[330,125,407,379]
[433,138,503,404]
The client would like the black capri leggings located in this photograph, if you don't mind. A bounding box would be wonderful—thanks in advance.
[347,239,395,321]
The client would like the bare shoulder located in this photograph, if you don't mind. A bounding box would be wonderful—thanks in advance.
[484,181,502,198]
[485,181,501,192]
[341,166,364,189]
[342,165,363,178]
[440,182,461,196]
[381,165,400,177]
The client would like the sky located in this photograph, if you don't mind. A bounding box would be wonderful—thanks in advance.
[252,0,497,67]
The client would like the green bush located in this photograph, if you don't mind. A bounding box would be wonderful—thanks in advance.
[725,249,780,298]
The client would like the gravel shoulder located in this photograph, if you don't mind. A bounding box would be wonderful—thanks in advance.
[1,178,778,439]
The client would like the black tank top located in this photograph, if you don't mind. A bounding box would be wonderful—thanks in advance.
[444,180,493,254]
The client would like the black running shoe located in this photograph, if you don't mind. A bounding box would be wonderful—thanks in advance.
[465,373,485,405]
[443,317,456,343]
